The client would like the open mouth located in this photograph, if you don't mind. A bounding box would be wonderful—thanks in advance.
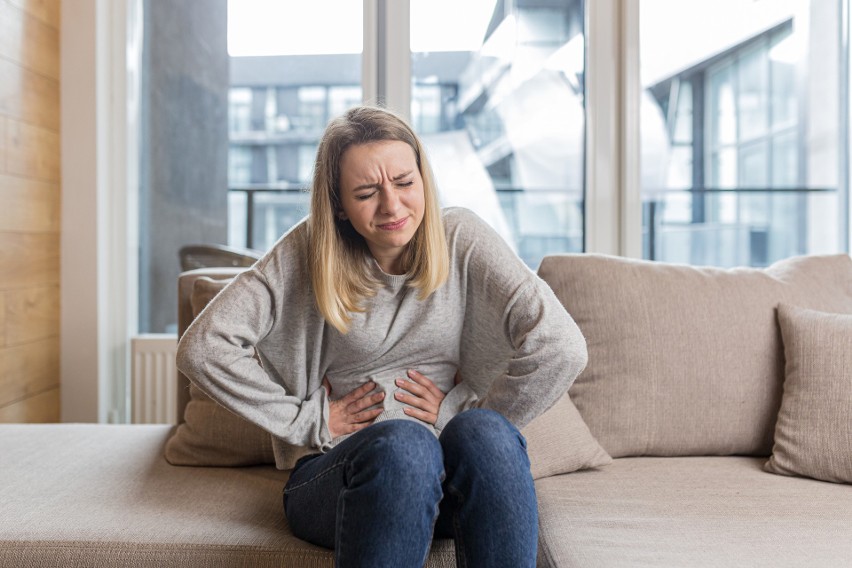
[377,218,408,231]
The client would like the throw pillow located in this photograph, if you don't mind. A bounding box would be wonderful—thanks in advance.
[524,394,612,480]
[764,304,852,483]
[166,272,611,478]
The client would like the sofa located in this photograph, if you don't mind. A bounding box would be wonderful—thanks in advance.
[2,253,851,567]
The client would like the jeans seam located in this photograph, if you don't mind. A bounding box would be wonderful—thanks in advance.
[283,460,348,494]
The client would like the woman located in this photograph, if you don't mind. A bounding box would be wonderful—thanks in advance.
[177,106,587,567]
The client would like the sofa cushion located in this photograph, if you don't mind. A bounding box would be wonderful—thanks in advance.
[167,272,612,479]
[0,424,455,568]
[538,253,852,458]
[535,456,852,568]
[764,304,852,483]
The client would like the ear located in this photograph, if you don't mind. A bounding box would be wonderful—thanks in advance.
[336,210,348,221]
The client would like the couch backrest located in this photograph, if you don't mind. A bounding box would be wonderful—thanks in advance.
[537,253,852,458]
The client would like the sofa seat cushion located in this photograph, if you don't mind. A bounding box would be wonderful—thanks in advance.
[0,424,455,568]
[535,456,852,568]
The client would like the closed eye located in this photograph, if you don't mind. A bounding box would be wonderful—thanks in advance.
[356,192,375,201]
[396,181,414,188]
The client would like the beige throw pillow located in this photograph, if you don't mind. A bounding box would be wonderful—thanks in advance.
[764,304,852,483]
[524,394,612,480]
[166,274,612,478]
[538,253,852,458]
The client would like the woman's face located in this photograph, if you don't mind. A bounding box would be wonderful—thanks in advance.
[338,140,425,274]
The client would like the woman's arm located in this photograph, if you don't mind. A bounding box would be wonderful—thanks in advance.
[435,209,588,431]
[176,267,334,450]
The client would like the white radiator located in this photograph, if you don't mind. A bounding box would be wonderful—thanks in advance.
[131,334,179,424]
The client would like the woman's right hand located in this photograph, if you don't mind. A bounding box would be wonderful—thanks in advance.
[323,377,385,438]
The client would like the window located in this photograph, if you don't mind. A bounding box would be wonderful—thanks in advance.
[640,0,848,267]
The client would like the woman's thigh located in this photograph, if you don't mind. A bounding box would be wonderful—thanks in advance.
[283,419,445,550]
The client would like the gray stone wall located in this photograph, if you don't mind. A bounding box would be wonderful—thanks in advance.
[139,0,229,332]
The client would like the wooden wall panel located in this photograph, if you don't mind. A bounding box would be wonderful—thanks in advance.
[0,337,59,406]
[0,174,59,232]
[0,56,60,131]
[6,286,58,345]
[5,119,60,182]
[0,0,61,423]
[0,294,5,348]
[0,387,60,422]
[0,232,59,289]
[7,0,60,29]
[0,1,60,80]
[0,116,6,172]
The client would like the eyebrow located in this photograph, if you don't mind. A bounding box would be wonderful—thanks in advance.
[352,171,412,191]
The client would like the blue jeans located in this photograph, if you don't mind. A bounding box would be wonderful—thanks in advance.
[283,408,538,568]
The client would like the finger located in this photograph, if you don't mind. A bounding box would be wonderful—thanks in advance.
[395,378,432,401]
[350,407,384,424]
[347,390,385,413]
[341,381,376,404]
[394,391,437,414]
[407,370,445,398]
[403,406,437,425]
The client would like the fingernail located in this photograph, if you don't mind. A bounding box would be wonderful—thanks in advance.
[408,369,416,377]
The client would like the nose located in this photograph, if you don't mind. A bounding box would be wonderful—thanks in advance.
[378,185,401,215]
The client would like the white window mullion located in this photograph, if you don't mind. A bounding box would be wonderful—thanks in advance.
[383,0,411,120]
[621,0,642,258]
[585,0,641,257]
[362,0,379,105]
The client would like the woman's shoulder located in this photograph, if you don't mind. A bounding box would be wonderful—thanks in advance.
[252,216,311,288]
[440,206,492,235]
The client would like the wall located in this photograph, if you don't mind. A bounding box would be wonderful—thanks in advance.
[0,0,62,422]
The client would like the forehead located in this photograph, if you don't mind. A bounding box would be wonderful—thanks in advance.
[339,140,418,181]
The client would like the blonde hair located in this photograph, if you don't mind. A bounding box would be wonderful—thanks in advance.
[308,106,449,333]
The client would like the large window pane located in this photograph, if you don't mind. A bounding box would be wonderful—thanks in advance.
[137,0,363,334]
[226,0,362,254]
[641,0,848,268]
[410,0,585,269]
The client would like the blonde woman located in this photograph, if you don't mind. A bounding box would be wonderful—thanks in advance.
[177,106,587,567]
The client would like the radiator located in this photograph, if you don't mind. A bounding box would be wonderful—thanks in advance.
[131,334,179,424]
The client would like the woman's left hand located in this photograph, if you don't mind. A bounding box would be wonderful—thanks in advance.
[394,369,447,426]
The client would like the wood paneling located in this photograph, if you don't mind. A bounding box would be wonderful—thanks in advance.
[0,336,59,407]
[5,119,60,182]
[0,0,61,423]
[0,56,60,131]
[0,116,6,172]
[6,286,58,345]
[0,174,59,232]
[6,0,60,30]
[0,386,60,422]
[0,294,5,348]
[0,1,60,80]
[0,232,59,289]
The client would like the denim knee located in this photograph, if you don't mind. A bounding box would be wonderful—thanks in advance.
[350,420,444,487]
[440,408,527,464]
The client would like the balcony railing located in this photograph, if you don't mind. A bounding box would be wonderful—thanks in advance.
[228,185,840,270]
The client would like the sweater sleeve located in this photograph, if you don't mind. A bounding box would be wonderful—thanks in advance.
[436,209,588,432]
[176,265,333,451]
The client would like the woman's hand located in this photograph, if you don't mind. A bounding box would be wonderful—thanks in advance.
[324,377,385,438]
[394,370,448,426]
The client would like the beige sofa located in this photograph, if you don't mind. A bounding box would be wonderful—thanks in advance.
[2,253,851,567]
